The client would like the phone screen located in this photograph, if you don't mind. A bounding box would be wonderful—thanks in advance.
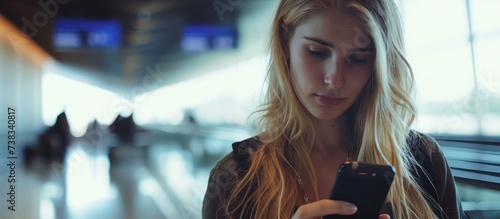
[323,162,395,219]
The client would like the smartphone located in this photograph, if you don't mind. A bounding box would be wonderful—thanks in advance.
[322,161,395,219]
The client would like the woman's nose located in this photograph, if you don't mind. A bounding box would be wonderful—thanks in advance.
[324,59,344,90]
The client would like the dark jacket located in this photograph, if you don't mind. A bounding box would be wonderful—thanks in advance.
[203,131,469,219]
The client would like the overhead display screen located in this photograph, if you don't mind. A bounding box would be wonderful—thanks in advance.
[53,18,121,49]
[181,24,238,52]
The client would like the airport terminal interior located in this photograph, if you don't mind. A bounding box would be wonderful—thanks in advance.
[0,0,499,218]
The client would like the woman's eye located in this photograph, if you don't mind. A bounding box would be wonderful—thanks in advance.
[308,49,329,57]
[347,55,367,64]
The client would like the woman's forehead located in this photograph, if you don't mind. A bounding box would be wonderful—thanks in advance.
[293,10,372,48]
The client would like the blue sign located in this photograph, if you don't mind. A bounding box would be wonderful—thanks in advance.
[53,18,122,49]
[181,24,238,52]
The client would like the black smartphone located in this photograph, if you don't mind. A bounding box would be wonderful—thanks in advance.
[323,161,395,219]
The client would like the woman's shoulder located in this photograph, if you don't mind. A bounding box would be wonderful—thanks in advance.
[203,137,262,218]
[231,136,261,170]
[203,139,254,219]
[408,130,452,176]
[407,132,469,218]
[209,136,261,176]
[407,130,449,179]
[407,130,443,161]
[406,130,454,206]
[204,137,261,200]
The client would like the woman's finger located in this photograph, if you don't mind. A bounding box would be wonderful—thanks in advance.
[379,213,391,219]
[291,199,357,219]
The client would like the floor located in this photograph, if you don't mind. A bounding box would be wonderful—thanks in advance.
[1,125,499,219]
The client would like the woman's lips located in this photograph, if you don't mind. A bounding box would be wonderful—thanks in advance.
[315,95,345,106]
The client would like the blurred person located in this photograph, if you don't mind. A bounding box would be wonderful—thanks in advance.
[203,0,468,218]
[109,114,137,144]
[50,112,72,162]
[24,111,72,166]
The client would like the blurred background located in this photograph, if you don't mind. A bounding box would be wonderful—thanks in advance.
[0,0,498,218]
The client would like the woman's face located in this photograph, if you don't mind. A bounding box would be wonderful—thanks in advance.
[288,10,375,121]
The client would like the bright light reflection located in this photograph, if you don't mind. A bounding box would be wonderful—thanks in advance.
[164,151,194,200]
[139,178,158,195]
[65,144,114,212]
[41,182,62,199]
[40,198,55,219]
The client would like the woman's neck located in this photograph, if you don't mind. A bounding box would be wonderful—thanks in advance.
[311,113,351,155]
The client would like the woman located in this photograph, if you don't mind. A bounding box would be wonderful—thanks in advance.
[203,0,468,218]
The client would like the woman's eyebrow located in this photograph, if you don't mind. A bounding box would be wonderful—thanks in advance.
[350,47,375,52]
[303,36,375,52]
[303,36,333,47]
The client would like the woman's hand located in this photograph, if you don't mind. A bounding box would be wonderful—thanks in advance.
[291,199,390,219]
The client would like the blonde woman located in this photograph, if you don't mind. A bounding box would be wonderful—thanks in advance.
[203,0,468,218]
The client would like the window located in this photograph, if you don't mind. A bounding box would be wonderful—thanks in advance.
[42,70,127,137]
[403,0,500,137]
[133,55,267,126]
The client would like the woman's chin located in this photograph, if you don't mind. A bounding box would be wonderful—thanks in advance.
[310,111,346,121]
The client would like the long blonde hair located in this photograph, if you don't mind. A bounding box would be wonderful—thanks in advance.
[225,0,440,218]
